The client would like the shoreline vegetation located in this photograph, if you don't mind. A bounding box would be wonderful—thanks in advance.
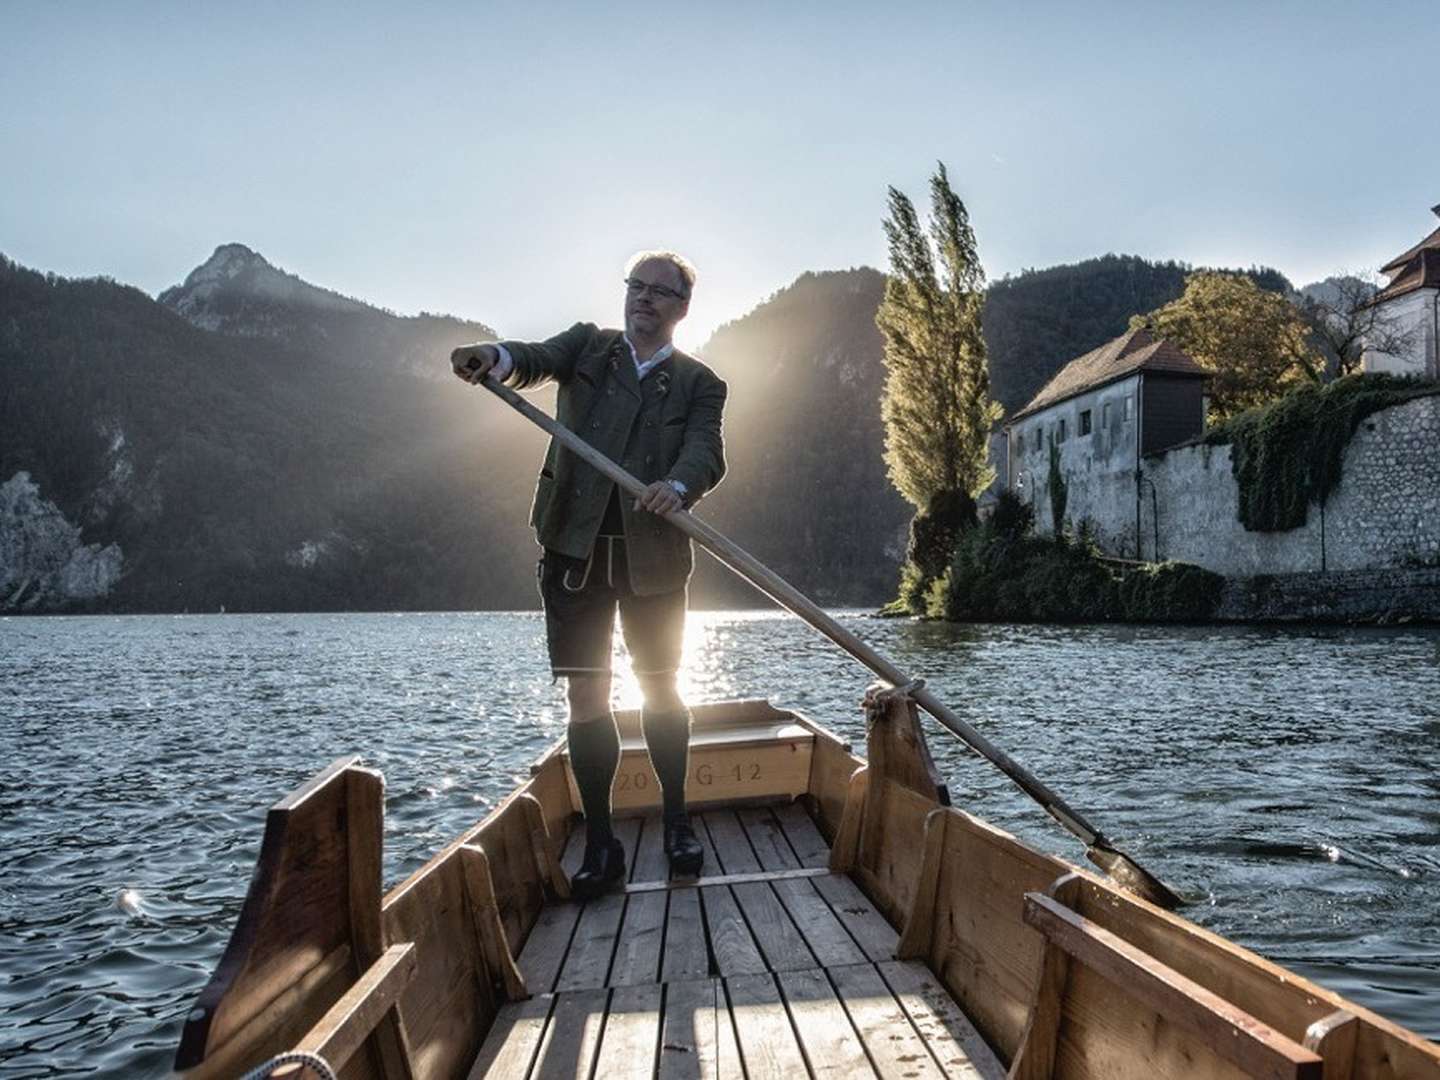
[885,490,1225,623]
[885,376,1440,627]
[1202,373,1440,532]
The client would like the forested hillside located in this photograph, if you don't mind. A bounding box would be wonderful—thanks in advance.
[0,250,544,612]
[1,247,1297,613]
[984,254,1291,414]
[694,269,909,605]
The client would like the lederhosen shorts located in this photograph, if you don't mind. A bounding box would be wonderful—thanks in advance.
[538,532,686,680]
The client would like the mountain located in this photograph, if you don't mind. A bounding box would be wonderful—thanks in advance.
[694,268,909,606]
[984,255,1293,415]
[0,245,1300,614]
[158,244,495,380]
[1,248,544,612]
[1,251,911,613]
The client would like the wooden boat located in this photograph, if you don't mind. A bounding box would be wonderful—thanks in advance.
[174,687,1440,1079]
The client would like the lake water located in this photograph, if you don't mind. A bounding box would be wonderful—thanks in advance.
[2,611,1438,1076]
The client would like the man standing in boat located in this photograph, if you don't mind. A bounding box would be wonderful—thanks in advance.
[450,252,726,898]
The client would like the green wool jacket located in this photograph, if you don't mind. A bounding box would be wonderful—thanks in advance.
[500,322,728,596]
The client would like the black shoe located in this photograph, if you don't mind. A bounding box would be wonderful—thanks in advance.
[571,836,626,900]
[664,816,704,878]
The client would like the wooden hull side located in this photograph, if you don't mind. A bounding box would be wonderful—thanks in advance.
[174,757,398,1079]
[374,751,574,1080]
[1064,873,1440,1080]
[927,807,1072,1059]
[846,691,1440,1079]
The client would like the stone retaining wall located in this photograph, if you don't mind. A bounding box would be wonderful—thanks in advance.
[1033,394,1440,577]
[1216,567,1440,624]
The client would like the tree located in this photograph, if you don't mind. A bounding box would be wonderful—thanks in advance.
[1133,271,1318,421]
[877,163,1001,610]
[1298,274,1417,381]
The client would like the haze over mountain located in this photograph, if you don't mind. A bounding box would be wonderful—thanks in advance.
[1,245,1302,613]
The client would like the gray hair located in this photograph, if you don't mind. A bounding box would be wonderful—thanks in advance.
[625,250,697,298]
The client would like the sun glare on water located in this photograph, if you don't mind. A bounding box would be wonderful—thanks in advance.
[606,610,769,709]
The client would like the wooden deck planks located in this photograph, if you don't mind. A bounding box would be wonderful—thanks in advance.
[738,806,803,871]
[497,807,1002,1080]
[473,963,1001,1080]
[773,801,832,869]
[516,901,583,994]
[732,881,819,972]
[701,811,761,874]
[467,993,552,1079]
[528,986,608,1079]
[772,877,868,969]
[554,891,627,992]
[610,890,668,988]
[631,814,671,883]
[592,982,663,1079]
[879,960,1006,1080]
[703,885,768,977]
[662,888,711,983]
[829,962,947,1080]
[778,966,877,1077]
[811,873,900,963]
[725,972,811,1074]
[659,977,743,1080]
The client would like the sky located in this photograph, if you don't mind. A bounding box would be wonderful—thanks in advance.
[2,1,1437,351]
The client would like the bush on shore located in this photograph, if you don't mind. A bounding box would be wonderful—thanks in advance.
[920,491,1222,622]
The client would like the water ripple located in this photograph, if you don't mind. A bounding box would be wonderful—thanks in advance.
[1,612,1437,1075]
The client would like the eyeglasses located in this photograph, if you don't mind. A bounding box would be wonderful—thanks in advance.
[624,277,688,302]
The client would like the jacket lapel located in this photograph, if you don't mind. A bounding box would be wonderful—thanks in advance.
[609,337,642,402]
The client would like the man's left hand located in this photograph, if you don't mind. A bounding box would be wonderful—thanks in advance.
[634,481,683,515]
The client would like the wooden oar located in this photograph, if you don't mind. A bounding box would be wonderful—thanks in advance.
[482,375,1182,909]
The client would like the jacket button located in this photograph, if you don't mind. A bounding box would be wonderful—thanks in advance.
[645,454,654,465]
[591,421,600,430]
[653,527,662,537]
[607,387,615,395]
[645,420,655,429]
[573,487,582,496]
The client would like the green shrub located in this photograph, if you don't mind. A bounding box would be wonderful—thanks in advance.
[1204,374,1440,532]
[1046,437,1068,534]
[933,517,1221,623]
[990,488,1034,541]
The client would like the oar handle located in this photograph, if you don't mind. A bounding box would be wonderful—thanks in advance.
[481,374,1178,906]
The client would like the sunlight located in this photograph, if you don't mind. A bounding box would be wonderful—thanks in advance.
[608,610,758,708]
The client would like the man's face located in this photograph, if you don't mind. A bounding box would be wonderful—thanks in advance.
[624,258,690,341]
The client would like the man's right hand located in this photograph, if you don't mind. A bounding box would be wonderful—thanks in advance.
[451,343,500,385]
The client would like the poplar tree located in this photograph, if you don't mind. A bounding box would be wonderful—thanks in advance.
[877,163,1001,607]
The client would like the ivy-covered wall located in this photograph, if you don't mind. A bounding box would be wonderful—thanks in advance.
[1029,394,1440,576]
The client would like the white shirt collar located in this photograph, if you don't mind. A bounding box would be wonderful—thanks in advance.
[623,336,674,380]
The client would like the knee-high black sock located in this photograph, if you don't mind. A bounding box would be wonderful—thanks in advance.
[567,714,620,845]
[642,708,692,823]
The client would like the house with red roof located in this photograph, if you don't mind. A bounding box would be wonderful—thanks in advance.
[1004,327,1209,553]
[1363,205,1440,378]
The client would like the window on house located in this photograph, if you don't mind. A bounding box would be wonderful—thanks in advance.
[1058,418,1067,443]
[1123,395,1134,421]
[1102,401,1111,429]
[1080,409,1092,436]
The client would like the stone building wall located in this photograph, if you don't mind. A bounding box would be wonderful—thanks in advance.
[1029,395,1440,577]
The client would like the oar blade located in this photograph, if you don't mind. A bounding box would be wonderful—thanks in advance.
[1085,845,1183,910]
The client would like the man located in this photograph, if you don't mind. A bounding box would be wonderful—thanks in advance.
[450,251,726,898]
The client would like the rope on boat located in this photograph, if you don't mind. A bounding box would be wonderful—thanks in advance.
[863,678,927,728]
[239,1050,337,1080]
